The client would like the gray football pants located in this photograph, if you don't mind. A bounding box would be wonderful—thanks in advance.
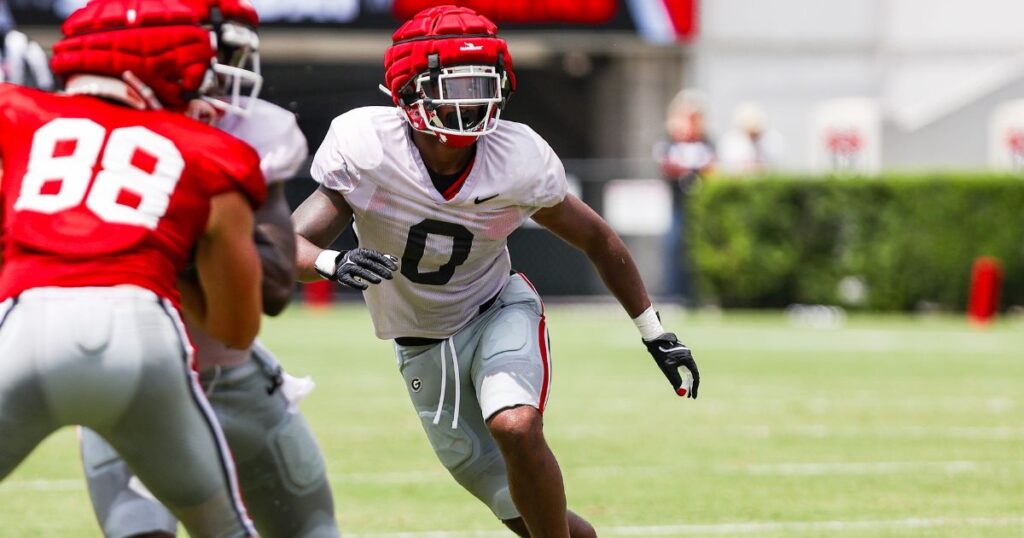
[82,345,338,538]
[395,273,552,521]
[0,287,254,538]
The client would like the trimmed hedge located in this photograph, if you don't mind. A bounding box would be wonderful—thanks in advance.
[688,174,1024,310]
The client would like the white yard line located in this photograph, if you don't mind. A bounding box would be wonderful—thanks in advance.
[4,458,1012,494]
[3,480,1021,536]
[571,460,1017,477]
[737,424,1024,440]
[0,478,82,492]
[718,460,998,476]
[605,327,1019,355]
[562,424,1024,440]
[328,469,446,484]
[348,516,1024,538]
[605,516,1024,536]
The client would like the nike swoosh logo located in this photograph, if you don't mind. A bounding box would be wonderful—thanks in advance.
[474,194,500,204]
[658,346,688,353]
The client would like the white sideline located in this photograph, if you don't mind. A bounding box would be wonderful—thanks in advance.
[347,516,1024,537]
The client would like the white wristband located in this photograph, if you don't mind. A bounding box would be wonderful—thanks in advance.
[633,306,666,341]
[314,249,342,279]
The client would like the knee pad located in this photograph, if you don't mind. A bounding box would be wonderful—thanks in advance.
[269,413,328,495]
[416,410,520,520]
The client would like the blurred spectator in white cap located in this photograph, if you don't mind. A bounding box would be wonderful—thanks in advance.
[718,101,785,175]
[0,0,55,89]
[652,89,715,304]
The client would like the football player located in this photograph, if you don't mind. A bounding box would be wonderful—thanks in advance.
[77,1,341,537]
[0,0,265,537]
[291,6,701,537]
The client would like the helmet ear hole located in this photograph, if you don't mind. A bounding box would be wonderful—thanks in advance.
[398,84,418,107]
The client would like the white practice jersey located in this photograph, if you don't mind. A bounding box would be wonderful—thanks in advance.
[312,107,568,340]
[217,97,308,185]
[190,98,308,369]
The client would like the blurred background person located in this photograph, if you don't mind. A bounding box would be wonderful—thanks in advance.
[654,88,714,304]
[656,89,716,186]
[718,101,785,175]
[0,0,54,89]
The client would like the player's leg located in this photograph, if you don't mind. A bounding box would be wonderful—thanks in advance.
[471,277,595,538]
[79,428,178,538]
[396,338,521,521]
[487,405,568,536]
[487,408,596,538]
[0,299,60,482]
[201,345,339,538]
[95,299,256,538]
[395,274,595,537]
[81,344,337,538]
[2,289,252,536]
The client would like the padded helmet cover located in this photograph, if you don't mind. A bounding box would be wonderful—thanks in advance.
[384,5,516,106]
[51,0,215,109]
[178,0,260,27]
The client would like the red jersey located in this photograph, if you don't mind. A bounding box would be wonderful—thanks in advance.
[0,84,266,303]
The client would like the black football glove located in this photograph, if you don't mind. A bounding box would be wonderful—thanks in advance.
[643,333,700,399]
[317,248,398,291]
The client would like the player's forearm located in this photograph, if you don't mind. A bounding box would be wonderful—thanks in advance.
[199,236,262,348]
[295,235,328,282]
[255,228,295,315]
[291,186,354,282]
[582,228,653,319]
[198,193,263,349]
[255,184,298,315]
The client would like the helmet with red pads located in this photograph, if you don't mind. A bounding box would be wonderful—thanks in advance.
[179,0,263,116]
[179,0,259,27]
[384,5,516,146]
[51,0,215,110]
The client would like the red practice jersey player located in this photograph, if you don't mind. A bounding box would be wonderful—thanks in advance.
[77,1,340,537]
[0,1,264,536]
[292,6,701,537]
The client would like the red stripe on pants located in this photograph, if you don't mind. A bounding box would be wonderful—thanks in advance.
[538,316,550,413]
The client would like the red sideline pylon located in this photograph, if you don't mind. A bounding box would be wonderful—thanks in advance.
[304,280,335,308]
[968,257,1003,326]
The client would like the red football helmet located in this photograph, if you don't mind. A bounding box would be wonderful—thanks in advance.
[179,0,263,116]
[50,0,215,110]
[384,5,516,147]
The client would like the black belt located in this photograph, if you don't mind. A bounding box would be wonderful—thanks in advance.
[394,291,501,347]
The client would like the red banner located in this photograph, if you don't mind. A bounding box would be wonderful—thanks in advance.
[393,0,618,25]
[664,0,697,38]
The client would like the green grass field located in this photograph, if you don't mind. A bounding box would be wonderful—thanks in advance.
[2,305,1023,537]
